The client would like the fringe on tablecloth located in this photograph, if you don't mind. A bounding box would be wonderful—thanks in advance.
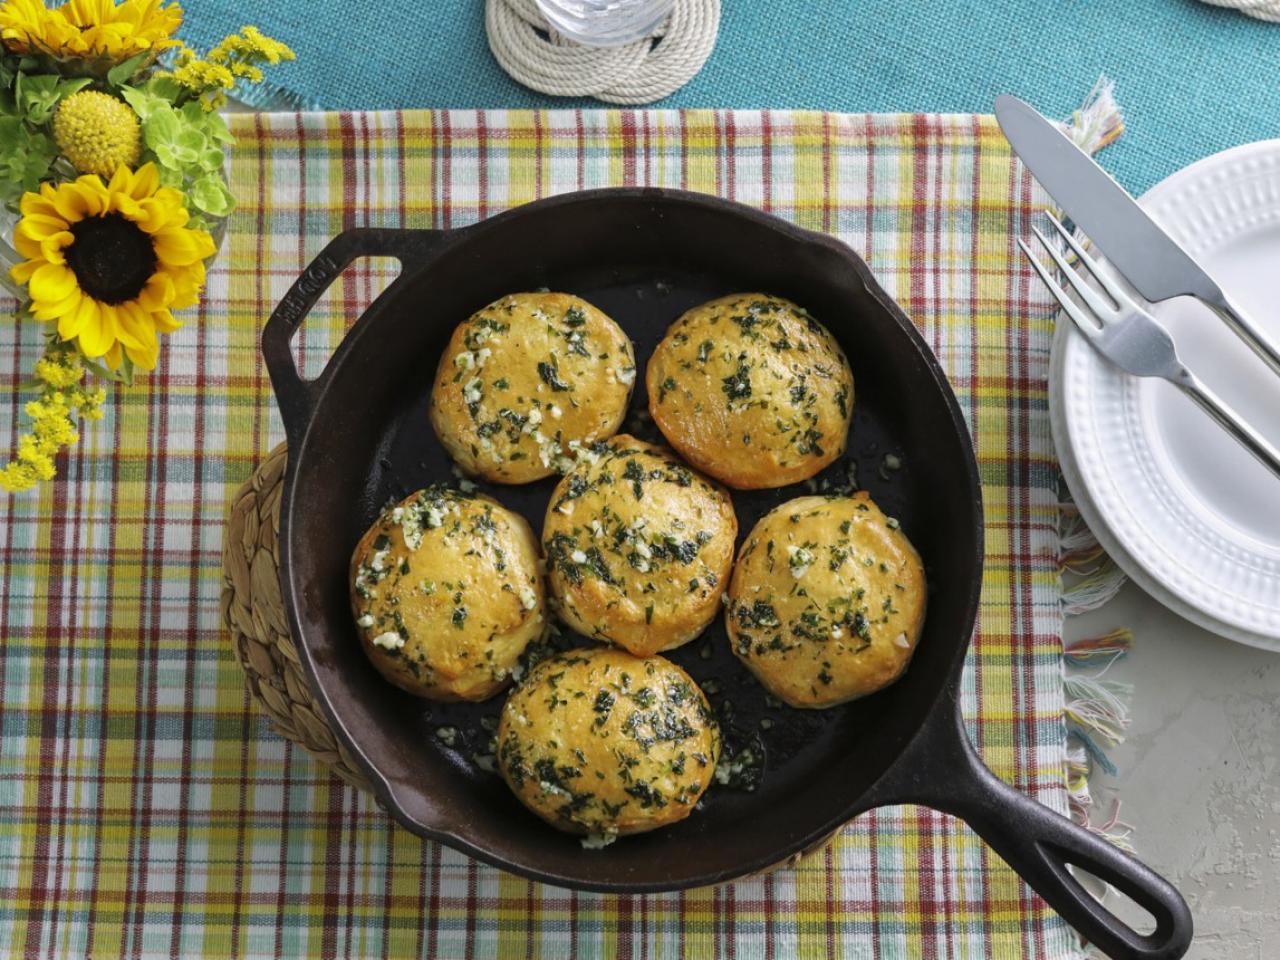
[1051,78,1135,859]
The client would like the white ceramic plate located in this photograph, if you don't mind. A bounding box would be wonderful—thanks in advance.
[1050,140,1280,652]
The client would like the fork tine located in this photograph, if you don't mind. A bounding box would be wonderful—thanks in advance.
[1017,238,1102,338]
[1043,211,1127,308]
[1026,225,1116,323]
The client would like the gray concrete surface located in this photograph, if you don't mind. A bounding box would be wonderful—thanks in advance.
[1066,581,1280,959]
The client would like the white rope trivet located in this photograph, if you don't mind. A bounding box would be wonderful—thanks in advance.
[486,0,720,105]
[1197,0,1280,21]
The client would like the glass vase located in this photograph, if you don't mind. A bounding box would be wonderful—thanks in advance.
[0,208,23,300]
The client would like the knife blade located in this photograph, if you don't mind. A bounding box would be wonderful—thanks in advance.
[994,93,1280,378]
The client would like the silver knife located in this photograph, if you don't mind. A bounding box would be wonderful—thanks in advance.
[994,94,1280,378]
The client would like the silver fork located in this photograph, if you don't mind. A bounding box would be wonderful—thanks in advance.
[1020,213,1280,481]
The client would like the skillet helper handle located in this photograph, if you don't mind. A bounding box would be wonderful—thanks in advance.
[866,694,1192,960]
[262,227,445,447]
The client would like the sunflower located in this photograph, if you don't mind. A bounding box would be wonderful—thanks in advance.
[0,0,182,64]
[8,163,215,371]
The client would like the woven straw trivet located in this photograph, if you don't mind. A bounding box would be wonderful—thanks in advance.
[221,442,832,867]
[221,443,373,792]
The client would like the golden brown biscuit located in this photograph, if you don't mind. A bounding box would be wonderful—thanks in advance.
[430,292,635,484]
[542,435,736,656]
[350,487,548,701]
[646,293,854,489]
[497,648,720,840]
[725,493,925,708]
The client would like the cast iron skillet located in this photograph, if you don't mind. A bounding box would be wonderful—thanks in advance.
[261,189,1191,960]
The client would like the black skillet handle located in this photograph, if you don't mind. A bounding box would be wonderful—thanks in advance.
[863,690,1193,960]
[261,227,447,448]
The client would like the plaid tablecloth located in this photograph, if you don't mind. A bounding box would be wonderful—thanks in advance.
[0,110,1076,959]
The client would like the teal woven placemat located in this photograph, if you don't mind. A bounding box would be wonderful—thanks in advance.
[182,0,1280,195]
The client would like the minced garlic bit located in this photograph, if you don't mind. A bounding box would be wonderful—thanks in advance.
[435,725,459,747]
[893,632,910,649]
[519,585,538,610]
[357,613,374,628]
[372,631,405,651]
[571,550,588,563]
[787,544,814,579]
[615,366,636,385]
[580,830,619,850]
[462,378,483,405]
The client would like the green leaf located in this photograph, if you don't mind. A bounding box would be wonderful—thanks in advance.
[106,51,150,88]
[57,77,92,97]
[175,127,207,153]
[188,173,234,217]
[202,111,235,144]
[155,164,183,188]
[145,75,182,103]
[13,74,91,125]
[120,84,167,121]
[80,357,117,382]
[197,145,224,172]
[179,100,207,126]
[15,73,59,125]
[0,114,58,207]
[153,141,181,169]
[141,104,181,150]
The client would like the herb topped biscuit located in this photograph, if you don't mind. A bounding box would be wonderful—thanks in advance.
[430,292,636,484]
[725,493,925,708]
[542,435,736,656]
[350,487,548,701]
[497,648,721,842]
[646,293,854,489]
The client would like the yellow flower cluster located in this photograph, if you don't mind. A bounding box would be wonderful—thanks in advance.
[166,26,295,110]
[0,0,182,63]
[0,348,106,493]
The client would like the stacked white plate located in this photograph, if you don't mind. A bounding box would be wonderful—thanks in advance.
[1050,140,1280,651]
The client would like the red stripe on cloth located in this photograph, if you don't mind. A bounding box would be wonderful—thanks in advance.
[621,110,638,187]
[477,114,490,224]
[761,111,774,215]
[426,839,442,959]
[574,111,586,193]
[869,809,882,960]
[441,111,454,230]
[533,111,545,199]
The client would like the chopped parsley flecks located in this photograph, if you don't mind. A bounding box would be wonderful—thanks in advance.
[622,458,646,500]
[834,384,850,419]
[537,358,572,392]
[722,360,752,402]
[736,599,780,629]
